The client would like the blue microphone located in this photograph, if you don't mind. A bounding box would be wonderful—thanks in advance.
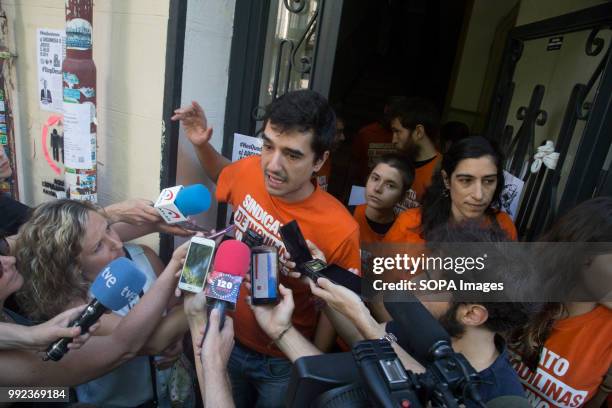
[154,184,212,226]
[44,257,146,361]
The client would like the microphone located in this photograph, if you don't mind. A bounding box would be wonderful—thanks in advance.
[204,240,250,333]
[44,258,146,361]
[154,184,212,225]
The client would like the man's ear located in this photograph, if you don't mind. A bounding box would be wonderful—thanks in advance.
[441,170,450,189]
[313,151,330,172]
[413,124,426,142]
[458,304,489,327]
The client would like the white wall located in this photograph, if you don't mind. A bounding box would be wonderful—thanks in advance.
[449,0,519,115]
[175,0,236,235]
[3,0,170,248]
[516,0,607,25]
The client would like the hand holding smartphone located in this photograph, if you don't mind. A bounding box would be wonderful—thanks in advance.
[178,236,216,293]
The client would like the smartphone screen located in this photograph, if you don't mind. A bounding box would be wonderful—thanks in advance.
[251,249,278,304]
[179,238,215,293]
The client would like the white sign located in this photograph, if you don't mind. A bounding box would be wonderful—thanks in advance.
[348,185,366,206]
[63,102,92,168]
[37,29,65,113]
[501,170,525,220]
[232,133,262,162]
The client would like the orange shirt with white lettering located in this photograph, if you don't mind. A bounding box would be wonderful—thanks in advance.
[512,306,612,408]
[216,155,361,357]
[395,153,442,210]
[383,207,518,243]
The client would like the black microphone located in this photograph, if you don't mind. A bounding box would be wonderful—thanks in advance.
[44,258,146,361]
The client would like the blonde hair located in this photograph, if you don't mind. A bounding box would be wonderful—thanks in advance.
[16,199,103,321]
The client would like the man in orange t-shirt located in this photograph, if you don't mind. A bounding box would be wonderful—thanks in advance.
[511,305,612,408]
[174,90,360,408]
[388,97,442,209]
[350,121,395,186]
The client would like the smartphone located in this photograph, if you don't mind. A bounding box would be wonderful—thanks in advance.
[320,264,362,295]
[178,236,216,293]
[297,258,328,282]
[251,247,279,304]
[279,220,312,265]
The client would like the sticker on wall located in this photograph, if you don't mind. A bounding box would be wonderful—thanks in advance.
[547,36,563,51]
[66,18,92,51]
[65,168,96,202]
[41,115,64,175]
[63,102,92,169]
[37,29,65,113]
[41,179,67,199]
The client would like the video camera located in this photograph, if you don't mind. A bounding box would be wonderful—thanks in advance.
[286,337,484,408]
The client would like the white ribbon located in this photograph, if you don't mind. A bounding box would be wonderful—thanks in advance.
[531,140,560,173]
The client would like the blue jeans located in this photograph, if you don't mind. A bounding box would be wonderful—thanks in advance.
[227,341,293,408]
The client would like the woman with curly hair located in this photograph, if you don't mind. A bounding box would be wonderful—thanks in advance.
[15,199,194,407]
[509,197,612,408]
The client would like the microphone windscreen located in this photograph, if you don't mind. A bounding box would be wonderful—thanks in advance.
[384,295,451,363]
[175,184,211,216]
[90,257,146,311]
[486,396,532,408]
[213,240,250,277]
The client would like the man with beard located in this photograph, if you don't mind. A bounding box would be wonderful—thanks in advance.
[388,97,441,208]
[250,226,533,405]
[172,90,360,408]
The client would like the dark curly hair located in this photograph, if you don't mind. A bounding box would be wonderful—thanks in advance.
[264,89,336,161]
[427,223,540,338]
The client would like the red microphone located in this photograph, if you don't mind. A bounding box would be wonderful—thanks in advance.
[204,240,250,333]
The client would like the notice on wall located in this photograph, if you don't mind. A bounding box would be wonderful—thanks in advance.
[37,29,65,113]
[501,170,525,220]
[63,102,92,169]
[232,133,262,162]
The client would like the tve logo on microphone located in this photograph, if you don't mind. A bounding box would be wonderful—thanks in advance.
[99,265,140,304]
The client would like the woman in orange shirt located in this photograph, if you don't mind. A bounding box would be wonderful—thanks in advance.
[385,135,517,243]
[510,197,612,408]
[352,153,414,244]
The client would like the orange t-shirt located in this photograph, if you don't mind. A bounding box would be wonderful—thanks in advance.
[351,122,394,185]
[315,155,332,191]
[383,208,518,243]
[397,152,442,210]
[511,306,612,408]
[353,204,394,244]
[216,155,361,357]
